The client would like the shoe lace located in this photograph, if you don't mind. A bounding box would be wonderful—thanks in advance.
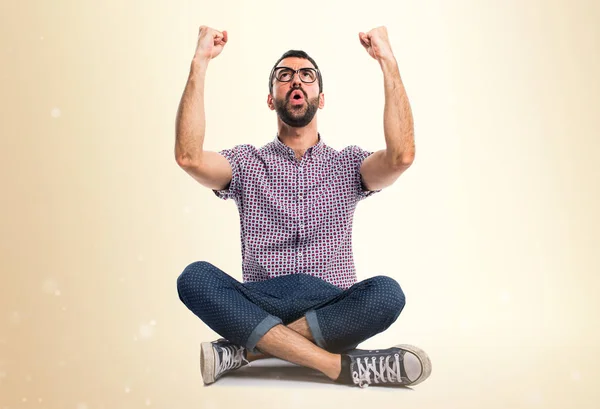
[352,353,402,388]
[216,345,249,376]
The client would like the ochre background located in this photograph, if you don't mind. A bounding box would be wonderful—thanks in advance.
[1,0,598,408]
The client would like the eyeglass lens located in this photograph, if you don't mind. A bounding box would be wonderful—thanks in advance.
[275,68,316,83]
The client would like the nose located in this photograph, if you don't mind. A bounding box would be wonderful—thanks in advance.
[291,70,302,87]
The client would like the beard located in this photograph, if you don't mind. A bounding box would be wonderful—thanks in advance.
[273,90,319,128]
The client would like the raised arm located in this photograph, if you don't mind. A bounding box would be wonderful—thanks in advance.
[175,25,232,191]
[358,26,415,191]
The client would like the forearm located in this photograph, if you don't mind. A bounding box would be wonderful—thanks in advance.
[379,57,415,166]
[175,57,210,166]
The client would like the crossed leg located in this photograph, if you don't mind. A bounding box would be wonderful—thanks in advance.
[177,261,405,382]
[246,316,314,361]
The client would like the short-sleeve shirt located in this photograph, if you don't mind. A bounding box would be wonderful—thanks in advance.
[213,134,381,290]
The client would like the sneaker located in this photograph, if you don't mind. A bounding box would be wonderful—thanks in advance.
[339,344,431,388]
[200,338,249,384]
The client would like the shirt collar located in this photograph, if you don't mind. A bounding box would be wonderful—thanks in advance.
[272,133,325,160]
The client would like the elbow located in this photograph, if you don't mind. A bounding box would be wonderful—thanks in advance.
[175,152,200,169]
[389,150,415,170]
[175,143,203,168]
[400,152,415,167]
[175,153,189,168]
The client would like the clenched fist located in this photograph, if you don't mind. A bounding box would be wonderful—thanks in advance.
[358,26,395,62]
[194,26,228,61]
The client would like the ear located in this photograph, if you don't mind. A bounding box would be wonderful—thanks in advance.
[267,93,275,110]
[318,92,325,109]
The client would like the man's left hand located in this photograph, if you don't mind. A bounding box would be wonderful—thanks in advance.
[359,26,395,62]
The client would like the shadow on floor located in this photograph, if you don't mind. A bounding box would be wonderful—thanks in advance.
[211,358,413,390]
[218,358,333,385]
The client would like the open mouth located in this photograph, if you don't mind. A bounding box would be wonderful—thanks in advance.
[290,90,305,104]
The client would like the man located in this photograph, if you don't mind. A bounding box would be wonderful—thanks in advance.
[175,25,431,388]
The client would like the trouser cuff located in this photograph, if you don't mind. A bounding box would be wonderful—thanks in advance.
[305,309,327,349]
[245,315,283,354]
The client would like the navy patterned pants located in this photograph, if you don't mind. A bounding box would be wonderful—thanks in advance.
[177,261,406,354]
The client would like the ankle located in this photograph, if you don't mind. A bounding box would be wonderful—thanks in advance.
[246,350,269,362]
[326,353,343,381]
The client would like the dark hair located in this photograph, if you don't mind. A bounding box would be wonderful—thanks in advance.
[268,50,323,94]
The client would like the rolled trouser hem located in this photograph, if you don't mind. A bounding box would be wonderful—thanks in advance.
[245,315,283,354]
[305,309,327,349]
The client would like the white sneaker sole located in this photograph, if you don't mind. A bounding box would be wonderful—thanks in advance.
[395,344,432,385]
[200,342,216,385]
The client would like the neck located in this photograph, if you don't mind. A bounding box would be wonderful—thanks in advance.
[276,119,319,159]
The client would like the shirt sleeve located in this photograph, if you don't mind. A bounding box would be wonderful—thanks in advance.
[212,144,251,202]
[346,145,383,200]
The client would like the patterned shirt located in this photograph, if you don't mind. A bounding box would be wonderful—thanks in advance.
[213,134,381,289]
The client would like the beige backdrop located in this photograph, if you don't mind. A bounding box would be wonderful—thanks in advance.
[1,0,599,408]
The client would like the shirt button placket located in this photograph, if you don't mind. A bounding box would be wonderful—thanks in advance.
[297,165,303,263]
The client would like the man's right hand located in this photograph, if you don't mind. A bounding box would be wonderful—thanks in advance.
[194,26,228,61]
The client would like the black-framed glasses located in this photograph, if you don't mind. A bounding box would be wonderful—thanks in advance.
[272,66,318,84]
